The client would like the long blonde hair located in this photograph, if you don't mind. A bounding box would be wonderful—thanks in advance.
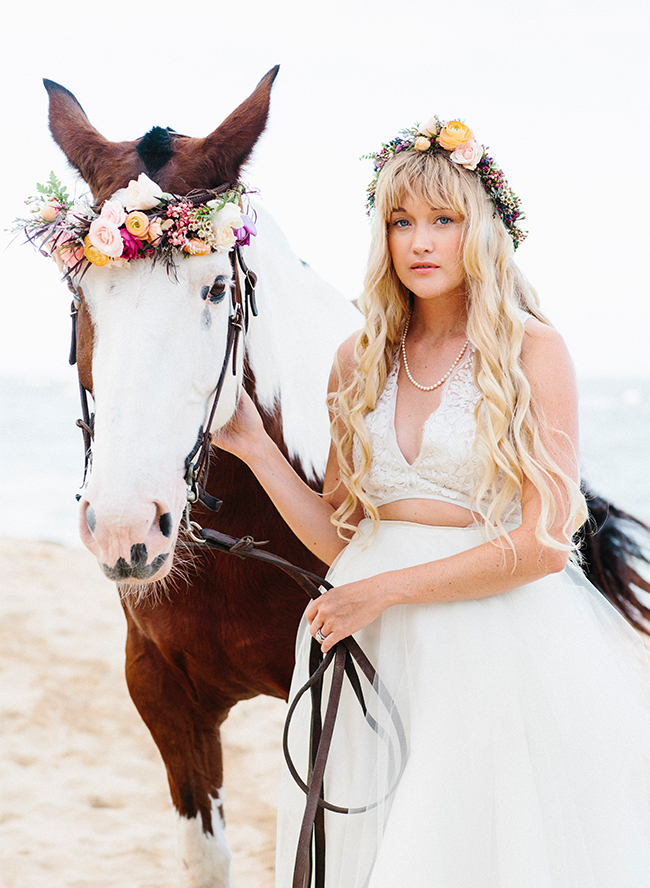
[329,149,587,553]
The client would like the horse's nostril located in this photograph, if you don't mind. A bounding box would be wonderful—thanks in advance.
[86,506,97,533]
[159,512,173,538]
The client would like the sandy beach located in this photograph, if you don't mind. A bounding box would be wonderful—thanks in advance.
[0,537,284,888]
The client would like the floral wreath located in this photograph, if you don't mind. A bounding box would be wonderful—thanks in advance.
[12,172,257,277]
[364,117,526,249]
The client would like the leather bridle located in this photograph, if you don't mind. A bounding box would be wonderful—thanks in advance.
[67,232,407,888]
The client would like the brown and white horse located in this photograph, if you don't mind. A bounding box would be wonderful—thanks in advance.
[41,69,650,887]
[44,68,360,886]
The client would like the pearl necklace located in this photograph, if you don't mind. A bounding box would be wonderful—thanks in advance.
[400,315,470,392]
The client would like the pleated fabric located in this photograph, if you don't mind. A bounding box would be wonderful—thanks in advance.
[276,520,650,888]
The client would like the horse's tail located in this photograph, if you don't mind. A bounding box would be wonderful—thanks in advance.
[578,484,650,634]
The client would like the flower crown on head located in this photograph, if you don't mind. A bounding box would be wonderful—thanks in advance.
[364,117,526,249]
[12,172,258,278]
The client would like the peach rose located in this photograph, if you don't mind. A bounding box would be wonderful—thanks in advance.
[40,201,59,223]
[57,239,85,268]
[438,121,474,151]
[84,235,111,267]
[449,139,484,171]
[99,199,126,228]
[414,136,432,152]
[183,239,211,256]
[88,217,124,258]
[125,211,150,238]
[146,219,163,245]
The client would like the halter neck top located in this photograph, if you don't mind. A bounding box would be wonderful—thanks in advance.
[355,325,527,522]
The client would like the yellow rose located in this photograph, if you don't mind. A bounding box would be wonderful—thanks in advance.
[183,239,211,256]
[125,211,150,238]
[438,121,474,151]
[414,136,432,152]
[84,235,110,267]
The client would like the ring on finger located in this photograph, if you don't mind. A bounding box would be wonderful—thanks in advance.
[315,628,326,644]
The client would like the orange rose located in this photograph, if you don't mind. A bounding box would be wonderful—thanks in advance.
[84,235,111,267]
[183,239,211,256]
[125,211,150,238]
[438,121,474,151]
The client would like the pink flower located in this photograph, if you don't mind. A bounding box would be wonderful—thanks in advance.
[120,229,142,259]
[449,139,484,171]
[57,240,85,268]
[99,199,127,228]
[88,217,124,258]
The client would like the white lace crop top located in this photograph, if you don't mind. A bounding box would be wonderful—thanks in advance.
[354,337,523,521]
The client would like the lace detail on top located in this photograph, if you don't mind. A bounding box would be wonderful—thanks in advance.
[354,346,521,520]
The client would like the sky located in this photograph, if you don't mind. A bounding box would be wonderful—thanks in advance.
[0,0,649,380]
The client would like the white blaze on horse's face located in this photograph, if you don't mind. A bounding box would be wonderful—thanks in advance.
[78,252,240,583]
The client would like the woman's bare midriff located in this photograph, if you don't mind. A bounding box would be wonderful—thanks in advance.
[378,498,479,527]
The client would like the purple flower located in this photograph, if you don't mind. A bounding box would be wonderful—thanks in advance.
[120,228,142,259]
[233,214,257,247]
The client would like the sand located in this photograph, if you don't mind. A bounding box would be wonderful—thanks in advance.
[0,537,285,888]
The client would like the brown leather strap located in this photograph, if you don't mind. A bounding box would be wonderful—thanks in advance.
[198,528,408,888]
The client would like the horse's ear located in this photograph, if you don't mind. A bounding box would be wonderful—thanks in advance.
[172,66,280,188]
[43,79,141,199]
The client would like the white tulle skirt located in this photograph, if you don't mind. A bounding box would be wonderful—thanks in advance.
[276,519,650,888]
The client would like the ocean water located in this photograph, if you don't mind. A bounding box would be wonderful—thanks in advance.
[0,375,649,549]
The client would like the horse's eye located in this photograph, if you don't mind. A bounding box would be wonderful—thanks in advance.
[206,276,228,304]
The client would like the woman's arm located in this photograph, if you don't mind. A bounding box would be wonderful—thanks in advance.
[213,331,363,565]
[307,320,582,651]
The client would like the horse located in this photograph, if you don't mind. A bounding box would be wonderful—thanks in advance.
[37,68,650,888]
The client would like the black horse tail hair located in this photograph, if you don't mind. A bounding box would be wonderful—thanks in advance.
[577,484,650,634]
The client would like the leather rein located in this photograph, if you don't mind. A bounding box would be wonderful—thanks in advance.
[67,237,407,888]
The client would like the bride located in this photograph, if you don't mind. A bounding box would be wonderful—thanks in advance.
[216,117,650,887]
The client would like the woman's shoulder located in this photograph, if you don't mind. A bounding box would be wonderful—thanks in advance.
[519,317,577,401]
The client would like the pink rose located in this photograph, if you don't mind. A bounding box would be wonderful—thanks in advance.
[88,218,124,257]
[449,139,484,171]
[99,199,126,228]
[120,229,142,259]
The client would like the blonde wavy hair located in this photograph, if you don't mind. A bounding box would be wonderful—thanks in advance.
[329,149,587,555]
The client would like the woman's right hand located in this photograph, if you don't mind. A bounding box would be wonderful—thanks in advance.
[212,388,268,463]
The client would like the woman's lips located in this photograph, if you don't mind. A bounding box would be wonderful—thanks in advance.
[410,263,439,273]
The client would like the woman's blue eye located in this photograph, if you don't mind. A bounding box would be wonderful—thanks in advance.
[438,216,452,225]
[393,218,410,228]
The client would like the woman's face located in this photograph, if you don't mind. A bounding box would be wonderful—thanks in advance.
[387,193,465,304]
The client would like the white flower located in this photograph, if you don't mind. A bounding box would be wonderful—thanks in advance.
[449,139,484,171]
[413,136,432,152]
[116,173,163,211]
[209,200,243,229]
[67,200,93,224]
[420,116,441,138]
[209,201,243,252]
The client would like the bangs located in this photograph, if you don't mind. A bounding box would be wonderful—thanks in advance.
[376,151,470,221]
